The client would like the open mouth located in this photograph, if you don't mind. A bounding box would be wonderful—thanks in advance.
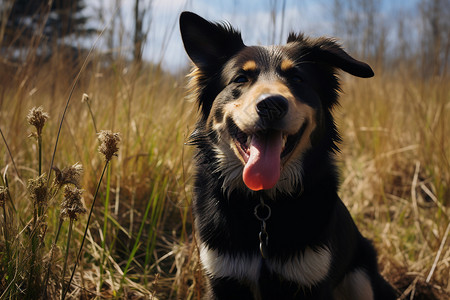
[232,124,305,163]
[230,121,307,191]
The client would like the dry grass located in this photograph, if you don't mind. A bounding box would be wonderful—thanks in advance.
[0,44,449,300]
[0,52,196,298]
[337,69,450,299]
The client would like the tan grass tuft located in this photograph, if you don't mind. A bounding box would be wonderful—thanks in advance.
[53,162,84,188]
[98,130,121,161]
[81,93,90,103]
[61,186,86,221]
[28,173,48,207]
[27,106,49,137]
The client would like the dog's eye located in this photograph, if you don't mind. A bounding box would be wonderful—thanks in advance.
[292,75,303,83]
[233,75,248,83]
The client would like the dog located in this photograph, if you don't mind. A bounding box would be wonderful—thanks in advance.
[180,11,397,300]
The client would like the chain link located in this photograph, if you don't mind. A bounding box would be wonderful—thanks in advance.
[254,197,271,258]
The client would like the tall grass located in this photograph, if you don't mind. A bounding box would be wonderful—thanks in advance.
[0,49,195,298]
[0,22,449,300]
[337,68,449,299]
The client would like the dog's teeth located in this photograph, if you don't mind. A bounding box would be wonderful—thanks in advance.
[282,135,287,150]
[246,135,252,147]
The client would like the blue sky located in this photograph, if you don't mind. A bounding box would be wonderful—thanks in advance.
[87,0,420,71]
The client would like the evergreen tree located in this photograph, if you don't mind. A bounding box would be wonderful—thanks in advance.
[1,0,91,48]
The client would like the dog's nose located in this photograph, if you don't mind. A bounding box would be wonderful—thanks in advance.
[256,94,289,121]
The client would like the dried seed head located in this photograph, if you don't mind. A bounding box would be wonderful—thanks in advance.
[81,93,90,103]
[98,130,121,161]
[27,106,49,136]
[53,162,83,188]
[28,173,48,207]
[61,186,86,221]
[0,186,8,206]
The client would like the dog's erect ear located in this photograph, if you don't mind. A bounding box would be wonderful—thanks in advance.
[288,34,374,78]
[315,41,374,78]
[179,11,245,69]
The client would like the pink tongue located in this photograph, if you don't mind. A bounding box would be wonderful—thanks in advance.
[243,131,282,191]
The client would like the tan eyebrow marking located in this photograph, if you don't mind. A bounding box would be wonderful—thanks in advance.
[280,59,295,72]
[242,60,257,71]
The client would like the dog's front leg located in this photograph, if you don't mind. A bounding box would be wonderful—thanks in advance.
[297,285,335,300]
[258,280,335,300]
[205,276,257,300]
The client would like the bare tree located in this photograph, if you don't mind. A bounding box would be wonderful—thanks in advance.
[267,0,287,45]
[336,0,379,55]
[419,0,449,77]
[332,0,386,67]
[134,0,143,64]
[133,0,152,65]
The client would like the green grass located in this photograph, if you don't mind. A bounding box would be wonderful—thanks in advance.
[0,41,449,300]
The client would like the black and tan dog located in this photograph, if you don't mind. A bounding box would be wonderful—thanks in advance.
[180,11,396,300]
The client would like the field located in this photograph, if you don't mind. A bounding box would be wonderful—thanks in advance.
[1,15,449,300]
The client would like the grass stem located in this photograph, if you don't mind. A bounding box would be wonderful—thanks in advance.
[61,218,74,298]
[47,22,110,185]
[62,161,109,300]
[42,217,64,298]
[99,163,111,290]
[38,135,42,176]
[86,100,98,134]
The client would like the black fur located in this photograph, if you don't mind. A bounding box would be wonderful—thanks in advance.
[180,11,397,300]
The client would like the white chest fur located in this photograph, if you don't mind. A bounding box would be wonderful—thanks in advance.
[199,243,331,287]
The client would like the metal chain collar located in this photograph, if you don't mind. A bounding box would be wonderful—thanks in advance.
[254,196,272,259]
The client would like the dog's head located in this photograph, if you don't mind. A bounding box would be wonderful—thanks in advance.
[180,12,373,194]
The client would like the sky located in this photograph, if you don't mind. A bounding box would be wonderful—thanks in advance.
[85,0,420,72]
